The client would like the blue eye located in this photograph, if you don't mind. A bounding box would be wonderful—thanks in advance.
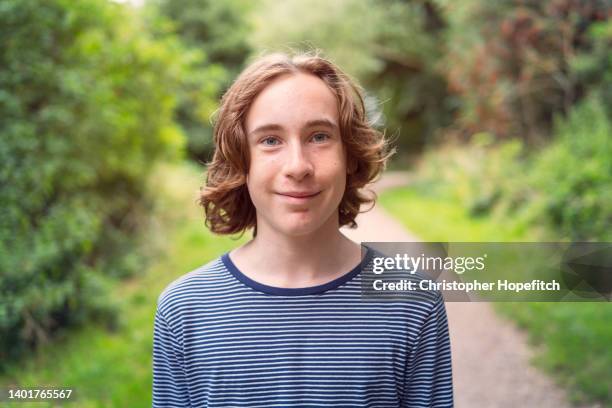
[261,137,280,146]
[312,133,330,143]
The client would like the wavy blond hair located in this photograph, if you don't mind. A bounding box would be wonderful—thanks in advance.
[199,52,393,235]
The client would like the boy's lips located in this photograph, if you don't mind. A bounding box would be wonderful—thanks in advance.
[276,191,322,204]
[278,191,321,198]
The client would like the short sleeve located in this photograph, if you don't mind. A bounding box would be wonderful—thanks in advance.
[152,308,191,407]
[402,294,454,407]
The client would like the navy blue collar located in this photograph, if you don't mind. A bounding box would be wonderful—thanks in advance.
[222,246,373,296]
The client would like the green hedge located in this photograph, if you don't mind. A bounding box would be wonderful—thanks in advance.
[0,0,189,364]
[523,96,611,241]
[410,92,611,242]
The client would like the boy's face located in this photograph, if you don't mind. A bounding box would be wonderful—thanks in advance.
[244,72,347,237]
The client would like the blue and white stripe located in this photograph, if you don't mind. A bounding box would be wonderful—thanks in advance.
[153,249,453,407]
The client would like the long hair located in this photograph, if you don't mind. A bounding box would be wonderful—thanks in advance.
[199,52,393,235]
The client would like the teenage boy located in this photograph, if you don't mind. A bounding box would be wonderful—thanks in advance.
[153,52,453,407]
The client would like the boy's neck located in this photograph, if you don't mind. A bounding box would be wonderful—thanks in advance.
[230,217,362,288]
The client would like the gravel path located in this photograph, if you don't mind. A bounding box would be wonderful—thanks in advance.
[340,172,576,408]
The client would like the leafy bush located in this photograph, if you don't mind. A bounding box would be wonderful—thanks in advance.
[152,0,253,161]
[410,133,525,217]
[571,20,612,116]
[0,0,190,364]
[438,0,609,142]
[519,95,612,240]
[410,93,611,241]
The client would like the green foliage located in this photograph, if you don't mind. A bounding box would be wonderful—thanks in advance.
[367,0,451,154]
[498,302,612,404]
[151,0,254,161]
[378,188,528,242]
[249,0,382,79]
[437,0,609,142]
[406,92,611,241]
[571,20,612,116]
[0,0,190,363]
[523,95,612,241]
[407,133,529,234]
[154,0,252,71]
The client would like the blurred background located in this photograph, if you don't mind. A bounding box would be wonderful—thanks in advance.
[0,0,610,406]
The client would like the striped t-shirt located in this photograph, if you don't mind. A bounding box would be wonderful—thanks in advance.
[152,248,453,407]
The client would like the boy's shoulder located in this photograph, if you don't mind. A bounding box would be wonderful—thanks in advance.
[156,255,226,317]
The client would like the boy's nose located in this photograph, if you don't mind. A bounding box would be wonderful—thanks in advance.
[284,142,314,181]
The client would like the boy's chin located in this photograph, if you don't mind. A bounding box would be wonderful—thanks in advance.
[276,216,329,237]
[279,224,321,237]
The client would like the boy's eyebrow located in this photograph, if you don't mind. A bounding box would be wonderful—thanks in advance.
[248,119,339,136]
[304,118,339,130]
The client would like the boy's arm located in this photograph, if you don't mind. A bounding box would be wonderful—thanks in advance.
[402,293,454,407]
[152,308,191,407]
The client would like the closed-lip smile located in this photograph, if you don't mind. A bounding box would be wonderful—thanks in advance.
[278,191,321,198]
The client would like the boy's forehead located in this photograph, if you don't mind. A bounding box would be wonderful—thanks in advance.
[245,73,339,132]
